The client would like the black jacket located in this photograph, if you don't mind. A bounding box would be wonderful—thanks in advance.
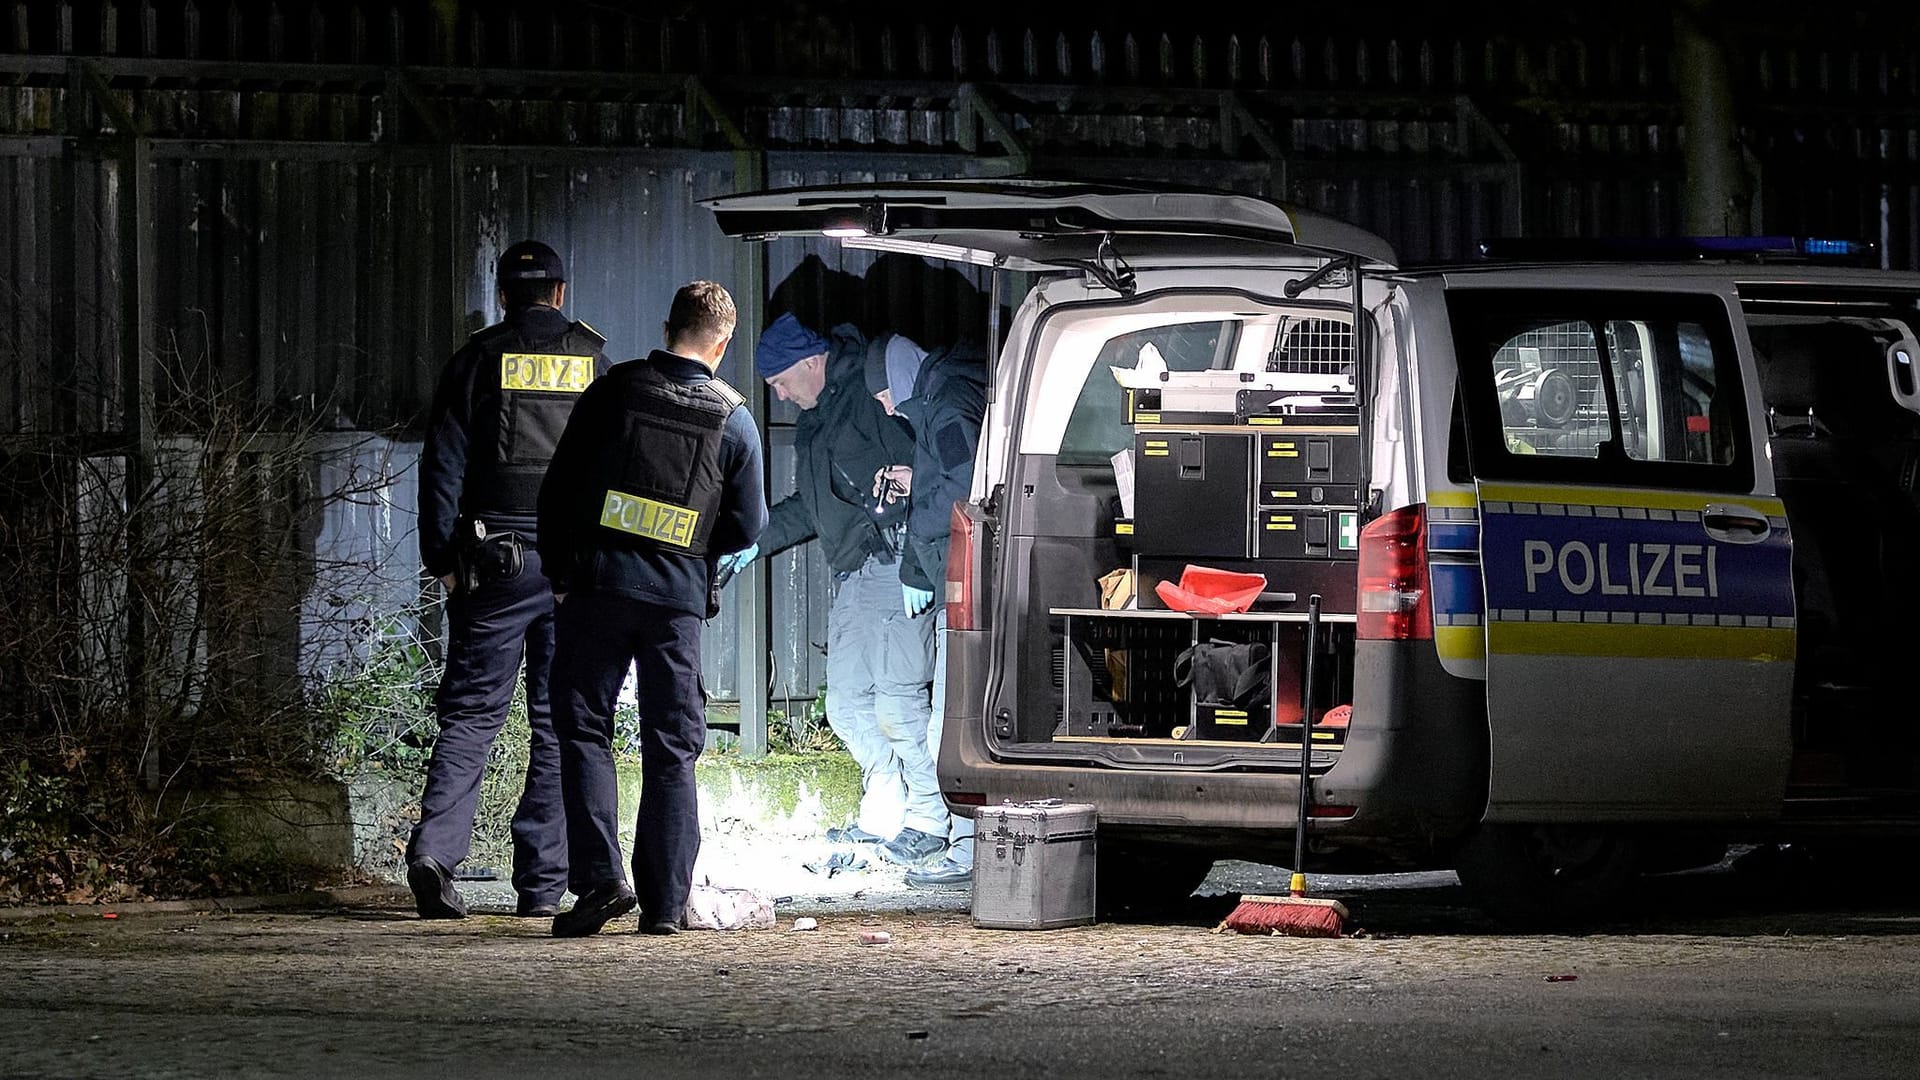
[895,343,989,592]
[536,350,767,617]
[418,305,612,577]
[758,324,917,574]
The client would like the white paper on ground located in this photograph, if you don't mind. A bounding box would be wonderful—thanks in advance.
[683,881,776,930]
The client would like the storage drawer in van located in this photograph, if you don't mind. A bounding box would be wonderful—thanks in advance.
[1255,508,1360,560]
[1258,433,1361,484]
[1133,431,1253,559]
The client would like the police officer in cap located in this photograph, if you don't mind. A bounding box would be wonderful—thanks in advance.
[538,280,766,937]
[408,239,612,920]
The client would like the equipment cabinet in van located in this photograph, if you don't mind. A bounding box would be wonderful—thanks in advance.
[706,181,1920,926]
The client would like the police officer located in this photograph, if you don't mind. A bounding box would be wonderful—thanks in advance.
[717,313,948,868]
[538,281,766,937]
[408,239,612,920]
[865,333,989,889]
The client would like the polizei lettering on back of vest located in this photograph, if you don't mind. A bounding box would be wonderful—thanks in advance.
[501,353,595,394]
[598,490,701,548]
[587,362,740,558]
[466,321,605,520]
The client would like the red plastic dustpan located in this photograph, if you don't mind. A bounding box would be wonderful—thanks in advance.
[1153,564,1266,614]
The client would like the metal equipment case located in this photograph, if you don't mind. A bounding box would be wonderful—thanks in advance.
[970,800,1099,929]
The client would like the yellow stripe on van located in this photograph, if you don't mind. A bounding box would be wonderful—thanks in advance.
[1478,484,1785,518]
[501,353,595,393]
[1485,621,1795,662]
[1426,489,1479,510]
[1434,626,1486,662]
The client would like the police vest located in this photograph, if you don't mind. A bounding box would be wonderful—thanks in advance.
[466,319,605,519]
[591,362,744,558]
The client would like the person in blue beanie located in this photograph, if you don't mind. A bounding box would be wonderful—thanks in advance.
[715,312,947,867]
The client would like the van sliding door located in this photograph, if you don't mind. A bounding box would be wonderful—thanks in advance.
[1449,286,1794,823]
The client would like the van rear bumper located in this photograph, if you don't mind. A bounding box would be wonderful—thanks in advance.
[936,629,1488,868]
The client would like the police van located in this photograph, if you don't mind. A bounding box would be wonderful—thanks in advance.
[707,181,1920,925]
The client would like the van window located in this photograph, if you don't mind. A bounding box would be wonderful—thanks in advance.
[1057,321,1235,466]
[1451,290,1750,490]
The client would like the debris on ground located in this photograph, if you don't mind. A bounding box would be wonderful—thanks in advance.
[859,930,891,945]
[792,917,818,932]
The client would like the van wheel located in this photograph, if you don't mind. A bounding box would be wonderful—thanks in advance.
[1453,824,1640,930]
[1096,843,1214,919]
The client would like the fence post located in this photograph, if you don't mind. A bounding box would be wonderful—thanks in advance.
[732,147,770,760]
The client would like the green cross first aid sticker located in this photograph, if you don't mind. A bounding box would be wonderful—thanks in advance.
[599,489,699,548]
[1338,511,1359,551]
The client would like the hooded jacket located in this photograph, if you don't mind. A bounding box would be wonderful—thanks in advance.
[758,324,918,574]
[893,341,989,593]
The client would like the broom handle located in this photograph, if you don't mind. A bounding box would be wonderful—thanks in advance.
[1292,594,1322,895]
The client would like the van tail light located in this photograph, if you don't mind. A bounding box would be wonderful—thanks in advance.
[946,502,980,631]
[1356,503,1432,640]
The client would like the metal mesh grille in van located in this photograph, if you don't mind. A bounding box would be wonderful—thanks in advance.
[1493,322,1611,456]
[1269,317,1353,375]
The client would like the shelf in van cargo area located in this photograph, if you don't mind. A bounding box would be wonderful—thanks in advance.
[1048,607,1354,750]
[1048,607,1356,623]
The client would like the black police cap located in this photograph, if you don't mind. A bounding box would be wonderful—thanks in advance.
[496,240,566,285]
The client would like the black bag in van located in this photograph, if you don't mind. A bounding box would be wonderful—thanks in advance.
[1173,639,1271,708]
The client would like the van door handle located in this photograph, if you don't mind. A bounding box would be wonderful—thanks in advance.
[1702,503,1771,544]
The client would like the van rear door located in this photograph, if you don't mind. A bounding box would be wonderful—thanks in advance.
[702,180,1396,271]
[1448,282,1795,823]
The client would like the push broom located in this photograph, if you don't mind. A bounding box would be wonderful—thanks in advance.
[1218,594,1348,937]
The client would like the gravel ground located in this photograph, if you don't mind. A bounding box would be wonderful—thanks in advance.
[5,853,1919,1080]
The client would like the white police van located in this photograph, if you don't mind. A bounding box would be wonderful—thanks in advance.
[708,181,1920,925]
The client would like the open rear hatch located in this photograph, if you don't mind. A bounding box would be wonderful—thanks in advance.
[703,180,1397,277]
[707,180,1395,773]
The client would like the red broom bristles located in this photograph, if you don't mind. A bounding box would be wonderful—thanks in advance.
[1215,894,1348,937]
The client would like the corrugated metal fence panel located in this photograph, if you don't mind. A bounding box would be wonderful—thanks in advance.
[0,147,55,433]
[0,150,132,436]
[144,152,451,431]
[456,154,740,366]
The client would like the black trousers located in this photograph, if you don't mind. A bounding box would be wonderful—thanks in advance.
[551,592,707,923]
[408,548,567,906]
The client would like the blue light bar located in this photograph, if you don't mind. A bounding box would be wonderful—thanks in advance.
[1474,236,1876,264]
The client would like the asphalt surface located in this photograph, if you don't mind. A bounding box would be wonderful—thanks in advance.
[3,858,1917,1080]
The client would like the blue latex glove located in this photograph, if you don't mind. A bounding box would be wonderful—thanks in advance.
[903,583,936,617]
[717,544,759,577]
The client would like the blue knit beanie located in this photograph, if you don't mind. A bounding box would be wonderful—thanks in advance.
[755,313,829,379]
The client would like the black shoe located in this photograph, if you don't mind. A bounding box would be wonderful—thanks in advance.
[879,827,949,868]
[906,856,973,889]
[824,824,887,845]
[407,855,467,920]
[516,897,560,918]
[639,918,681,936]
[550,884,638,938]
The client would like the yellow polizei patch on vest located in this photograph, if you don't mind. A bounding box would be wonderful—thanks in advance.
[599,489,700,548]
[501,353,595,393]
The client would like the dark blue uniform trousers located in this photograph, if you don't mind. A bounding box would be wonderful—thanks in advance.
[551,592,707,924]
[408,548,568,907]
